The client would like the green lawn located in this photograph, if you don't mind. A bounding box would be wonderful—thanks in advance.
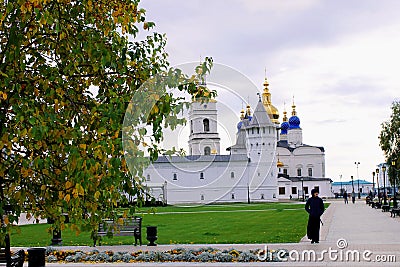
[10,202,329,247]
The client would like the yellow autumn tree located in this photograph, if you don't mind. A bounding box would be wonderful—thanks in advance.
[0,0,213,244]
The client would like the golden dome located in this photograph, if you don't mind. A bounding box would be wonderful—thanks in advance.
[246,104,251,116]
[277,159,284,168]
[211,148,217,154]
[192,80,216,102]
[240,109,245,119]
[277,154,284,168]
[261,77,279,124]
[282,103,288,122]
[291,97,297,116]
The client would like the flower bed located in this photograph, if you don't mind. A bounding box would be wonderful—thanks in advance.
[45,247,288,263]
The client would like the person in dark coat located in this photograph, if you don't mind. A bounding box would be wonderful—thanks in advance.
[343,191,348,204]
[305,189,325,243]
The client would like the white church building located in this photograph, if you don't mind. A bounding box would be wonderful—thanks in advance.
[143,78,333,204]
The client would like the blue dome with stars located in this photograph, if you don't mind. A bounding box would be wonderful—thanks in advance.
[280,121,289,134]
[289,115,300,129]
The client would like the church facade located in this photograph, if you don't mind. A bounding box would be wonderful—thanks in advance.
[143,78,333,204]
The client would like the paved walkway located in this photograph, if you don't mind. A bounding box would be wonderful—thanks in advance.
[16,199,400,266]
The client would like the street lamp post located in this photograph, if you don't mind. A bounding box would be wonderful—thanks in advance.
[372,171,375,198]
[376,168,381,203]
[351,175,354,193]
[355,162,360,199]
[392,161,397,208]
[301,178,304,201]
[382,165,387,205]
[340,174,343,196]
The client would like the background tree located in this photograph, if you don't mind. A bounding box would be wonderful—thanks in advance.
[0,0,213,243]
[379,101,400,187]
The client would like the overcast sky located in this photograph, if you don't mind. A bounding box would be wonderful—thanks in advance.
[139,0,400,183]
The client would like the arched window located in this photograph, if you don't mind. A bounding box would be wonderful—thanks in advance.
[297,168,302,176]
[173,173,177,180]
[201,194,205,201]
[204,146,211,155]
[200,172,204,179]
[146,174,150,181]
[203,119,210,132]
[231,172,235,178]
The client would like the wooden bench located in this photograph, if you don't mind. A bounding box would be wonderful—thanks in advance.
[382,204,390,212]
[390,208,400,217]
[372,202,382,209]
[94,216,142,246]
[0,234,24,267]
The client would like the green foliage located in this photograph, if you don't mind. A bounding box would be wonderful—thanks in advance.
[0,0,214,243]
[379,101,400,183]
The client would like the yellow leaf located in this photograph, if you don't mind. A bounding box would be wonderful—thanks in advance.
[65,181,72,189]
[77,184,84,196]
[79,144,86,150]
[72,188,79,198]
[150,105,159,115]
[41,185,46,190]
[64,194,70,203]
[59,191,64,200]
[94,191,100,200]
[1,92,7,100]
[4,216,9,225]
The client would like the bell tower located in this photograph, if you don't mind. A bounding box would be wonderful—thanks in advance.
[188,99,221,155]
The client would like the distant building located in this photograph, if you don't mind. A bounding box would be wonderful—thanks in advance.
[332,180,374,196]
